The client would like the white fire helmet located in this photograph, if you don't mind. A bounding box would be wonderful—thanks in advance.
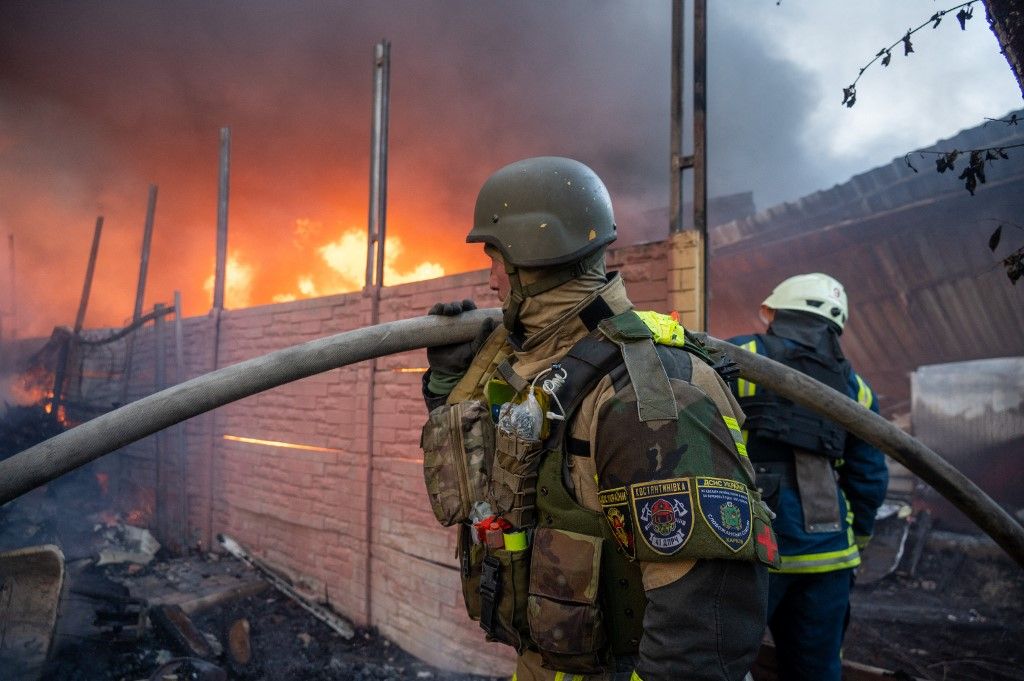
[761,273,849,330]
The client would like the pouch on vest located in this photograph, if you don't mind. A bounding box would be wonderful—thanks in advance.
[420,400,494,526]
[457,524,533,652]
[527,528,608,674]
[488,429,545,528]
[753,465,783,516]
[793,448,842,533]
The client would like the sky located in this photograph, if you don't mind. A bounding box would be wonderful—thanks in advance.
[0,0,1020,338]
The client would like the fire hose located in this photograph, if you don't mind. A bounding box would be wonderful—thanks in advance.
[0,309,1021,569]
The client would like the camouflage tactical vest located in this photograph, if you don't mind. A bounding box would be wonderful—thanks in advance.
[420,310,778,674]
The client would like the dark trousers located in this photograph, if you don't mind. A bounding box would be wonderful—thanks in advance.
[766,569,854,681]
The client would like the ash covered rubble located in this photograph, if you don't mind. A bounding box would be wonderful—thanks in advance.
[0,403,500,681]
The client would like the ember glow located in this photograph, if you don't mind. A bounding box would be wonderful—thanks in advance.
[222,434,346,454]
[5,368,51,406]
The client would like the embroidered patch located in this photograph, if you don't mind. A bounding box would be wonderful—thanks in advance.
[755,516,780,568]
[630,479,693,556]
[598,487,635,558]
[696,477,752,553]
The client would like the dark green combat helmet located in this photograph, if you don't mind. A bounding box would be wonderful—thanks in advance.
[467,156,617,336]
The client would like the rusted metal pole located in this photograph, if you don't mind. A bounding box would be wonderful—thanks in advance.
[173,291,189,549]
[670,0,684,234]
[694,0,708,331]
[153,303,168,544]
[206,126,231,549]
[365,41,390,292]
[8,234,17,341]
[54,216,106,415]
[121,186,159,410]
[213,128,230,312]
[133,186,159,323]
[363,38,391,628]
[74,217,104,334]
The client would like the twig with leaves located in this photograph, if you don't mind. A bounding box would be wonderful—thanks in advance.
[987,221,1024,284]
[902,115,1022,195]
[842,0,980,108]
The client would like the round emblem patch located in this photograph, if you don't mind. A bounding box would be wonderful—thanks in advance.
[630,479,694,556]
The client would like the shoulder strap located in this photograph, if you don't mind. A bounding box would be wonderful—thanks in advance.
[598,311,677,423]
[542,332,622,452]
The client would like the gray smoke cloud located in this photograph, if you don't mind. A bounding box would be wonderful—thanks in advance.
[0,0,832,335]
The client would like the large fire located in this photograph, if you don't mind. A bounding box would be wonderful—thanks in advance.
[201,223,450,309]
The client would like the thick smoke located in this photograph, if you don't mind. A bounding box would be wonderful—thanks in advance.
[2,0,949,337]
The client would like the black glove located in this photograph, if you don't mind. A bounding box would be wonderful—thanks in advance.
[424,300,496,405]
[426,299,478,375]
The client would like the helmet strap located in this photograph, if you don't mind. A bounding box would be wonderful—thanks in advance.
[501,250,606,342]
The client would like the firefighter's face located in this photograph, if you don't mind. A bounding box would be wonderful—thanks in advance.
[487,249,511,302]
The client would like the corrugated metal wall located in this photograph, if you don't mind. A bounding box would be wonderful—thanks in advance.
[911,357,1024,529]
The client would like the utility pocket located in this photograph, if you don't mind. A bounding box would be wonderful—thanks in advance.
[527,528,607,673]
[459,525,484,621]
[420,400,494,526]
[458,524,532,652]
[488,429,544,528]
[754,472,781,514]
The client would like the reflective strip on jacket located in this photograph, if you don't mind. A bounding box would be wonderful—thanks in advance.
[726,333,889,574]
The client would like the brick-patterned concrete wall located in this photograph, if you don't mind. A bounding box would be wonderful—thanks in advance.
[109,238,678,675]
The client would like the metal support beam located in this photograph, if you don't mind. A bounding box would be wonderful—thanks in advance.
[363,38,391,629]
[694,0,708,331]
[213,128,230,312]
[670,0,684,234]
[7,234,15,340]
[669,0,709,330]
[74,216,104,334]
[206,126,231,549]
[55,216,106,416]
[154,303,167,544]
[133,185,158,323]
[365,41,391,293]
[173,291,189,550]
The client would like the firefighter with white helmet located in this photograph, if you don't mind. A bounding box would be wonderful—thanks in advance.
[728,273,888,681]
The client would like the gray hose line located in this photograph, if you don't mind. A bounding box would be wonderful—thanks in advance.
[0,310,500,505]
[1,309,1021,569]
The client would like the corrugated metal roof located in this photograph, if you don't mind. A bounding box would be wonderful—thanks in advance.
[710,112,1024,416]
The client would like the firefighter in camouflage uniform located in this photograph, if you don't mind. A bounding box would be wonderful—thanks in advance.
[419,157,776,681]
[727,274,889,681]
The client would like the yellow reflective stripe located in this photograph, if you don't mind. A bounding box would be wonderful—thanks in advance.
[552,674,585,681]
[631,673,644,681]
[554,673,563,681]
[736,341,758,397]
[635,310,687,347]
[774,544,861,573]
[855,374,873,409]
[843,490,856,547]
[722,415,748,457]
